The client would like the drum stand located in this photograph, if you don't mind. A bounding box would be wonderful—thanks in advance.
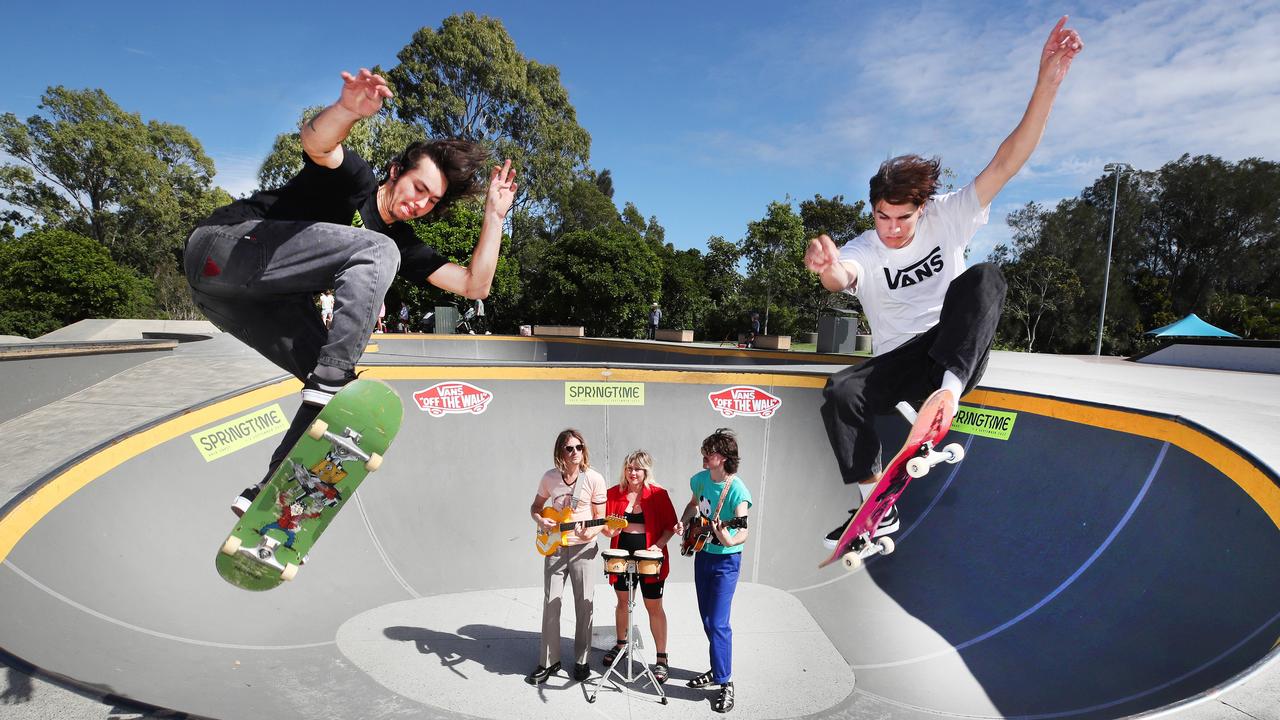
[586,562,668,705]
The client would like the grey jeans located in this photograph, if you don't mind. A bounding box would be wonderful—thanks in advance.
[184,219,400,378]
[541,541,599,667]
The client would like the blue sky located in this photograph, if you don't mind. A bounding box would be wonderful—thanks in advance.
[3,0,1278,261]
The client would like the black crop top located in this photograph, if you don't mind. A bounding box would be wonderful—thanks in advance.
[624,510,645,523]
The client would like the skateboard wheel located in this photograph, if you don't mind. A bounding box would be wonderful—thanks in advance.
[876,536,896,555]
[220,535,242,556]
[906,457,929,478]
[842,552,863,571]
[943,443,965,464]
[306,419,328,441]
[280,563,299,581]
[365,452,382,472]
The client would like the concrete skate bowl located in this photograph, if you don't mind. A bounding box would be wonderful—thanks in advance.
[1,359,1278,719]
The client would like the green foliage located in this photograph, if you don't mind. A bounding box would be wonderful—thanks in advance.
[0,87,225,278]
[386,12,591,221]
[0,229,154,336]
[740,201,808,335]
[524,224,660,337]
[994,155,1280,354]
[998,252,1084,351]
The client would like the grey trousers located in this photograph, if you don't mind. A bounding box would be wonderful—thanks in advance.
[184,219,400,378]
[540,541,599,667]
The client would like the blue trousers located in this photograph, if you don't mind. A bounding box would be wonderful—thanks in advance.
[694,551,741,684]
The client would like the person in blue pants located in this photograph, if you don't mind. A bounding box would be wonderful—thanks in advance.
[675,428,752,713]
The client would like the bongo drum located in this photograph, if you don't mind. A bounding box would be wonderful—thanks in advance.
[633,549,664,576]
[602,549,631,577]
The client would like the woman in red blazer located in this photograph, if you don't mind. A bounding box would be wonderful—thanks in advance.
[601,449,679,683]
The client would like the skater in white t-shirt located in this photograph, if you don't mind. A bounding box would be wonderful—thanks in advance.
[805,16,1083,547]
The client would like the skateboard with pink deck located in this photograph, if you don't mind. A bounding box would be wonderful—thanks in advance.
[820,389,965,571]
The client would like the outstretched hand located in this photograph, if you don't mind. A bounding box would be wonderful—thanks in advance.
[804,234,841,276]
[1039,16,1084,87]
[486,159,518,219]
[338,68,393,119]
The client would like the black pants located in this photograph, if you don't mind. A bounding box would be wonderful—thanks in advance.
[820,263,1006,485]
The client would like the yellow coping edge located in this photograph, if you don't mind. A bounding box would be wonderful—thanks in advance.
[2,373,1276,563]
[967,389,1280,531]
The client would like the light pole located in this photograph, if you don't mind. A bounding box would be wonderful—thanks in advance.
[1095,162,1132,356]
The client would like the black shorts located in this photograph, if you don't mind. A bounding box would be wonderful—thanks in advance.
[612,533,665,600]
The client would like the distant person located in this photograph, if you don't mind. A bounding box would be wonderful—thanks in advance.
[397,302,410,333]
[527,429,607,686]
[748,312,760,347]
[474,297,488,335]
[376,301,386,333]
[183,67,517,516]
[600,450,678,684]
[674,428,751,713]
[318,289,334,329]
[805,17,1082,547]
[648,302,662,340]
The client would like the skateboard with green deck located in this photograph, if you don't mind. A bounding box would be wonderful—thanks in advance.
[216,378,402,591]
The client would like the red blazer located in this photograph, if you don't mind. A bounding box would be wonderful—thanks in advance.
[605,482,678,584]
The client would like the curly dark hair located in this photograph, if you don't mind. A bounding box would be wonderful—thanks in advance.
[382,139,490,217]
[701,428,740,475]
[869,154,941,209]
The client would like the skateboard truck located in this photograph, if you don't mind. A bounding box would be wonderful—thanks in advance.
[306,421,383,472]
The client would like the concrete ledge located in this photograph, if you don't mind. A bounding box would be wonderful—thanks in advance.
[753,335,791,350]
[0,338,178,360]
[655,329,694,342]
[533,325,585,337]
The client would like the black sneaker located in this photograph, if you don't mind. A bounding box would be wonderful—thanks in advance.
[573,663,590,682]
[822,505,900,549]
[525,662,561,685]
[301,371,356,407]
[231,483,264,517]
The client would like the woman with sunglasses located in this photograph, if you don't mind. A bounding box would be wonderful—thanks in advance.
[600,450,679,683]
[526,429,608,686]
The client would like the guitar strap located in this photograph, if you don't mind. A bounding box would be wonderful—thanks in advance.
[706,475,733,522]
[567,470,589,512]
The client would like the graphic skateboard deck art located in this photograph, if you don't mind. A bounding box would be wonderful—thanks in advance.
[820,389,964,571]
[216,378,402,590]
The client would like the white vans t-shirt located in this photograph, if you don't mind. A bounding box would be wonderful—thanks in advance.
[837,182,990,355]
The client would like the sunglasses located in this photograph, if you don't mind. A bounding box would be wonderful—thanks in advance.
[563,443,584,453]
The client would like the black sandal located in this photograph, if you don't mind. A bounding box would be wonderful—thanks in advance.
[713,682,735,713]
[687,669,715,688]
[602,640,626,667]
[652,653,669,684]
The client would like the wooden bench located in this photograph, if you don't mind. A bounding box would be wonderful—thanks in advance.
[655,329,694,342]
[533,325,585,337]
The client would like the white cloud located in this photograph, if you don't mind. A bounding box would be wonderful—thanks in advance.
[209,151,262,199]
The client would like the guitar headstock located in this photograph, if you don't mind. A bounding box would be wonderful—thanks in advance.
[606,515,629,531]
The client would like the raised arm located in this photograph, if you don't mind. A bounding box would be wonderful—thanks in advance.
[804,233,858,293]
[425,159,518,299]
[973,16,1084,208]
[301,68,393,169]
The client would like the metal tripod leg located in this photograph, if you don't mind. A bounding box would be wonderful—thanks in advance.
[586,567,667,704]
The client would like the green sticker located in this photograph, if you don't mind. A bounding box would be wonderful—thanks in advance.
[952,405,1018,440]
[191,404,289,461]
[564,382,645,406]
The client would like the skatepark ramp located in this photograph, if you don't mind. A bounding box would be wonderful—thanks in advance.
[1,334,1278,719]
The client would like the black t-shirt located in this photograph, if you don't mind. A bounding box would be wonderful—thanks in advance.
[199,147,448,285]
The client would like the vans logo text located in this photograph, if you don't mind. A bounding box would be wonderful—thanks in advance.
[883,246,944,290]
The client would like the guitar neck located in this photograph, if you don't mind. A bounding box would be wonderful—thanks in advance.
[557,517,609,533]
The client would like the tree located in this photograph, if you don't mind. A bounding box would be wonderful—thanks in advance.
[524,224,660,337]
[740,201,807,335]
[0,87,225,273]
[385,12,591,225]
[800,193,873,330]
[0,229,153,337]
[998,251,1083,351]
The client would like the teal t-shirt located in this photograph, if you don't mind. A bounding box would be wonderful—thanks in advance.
[689,470,752,555]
